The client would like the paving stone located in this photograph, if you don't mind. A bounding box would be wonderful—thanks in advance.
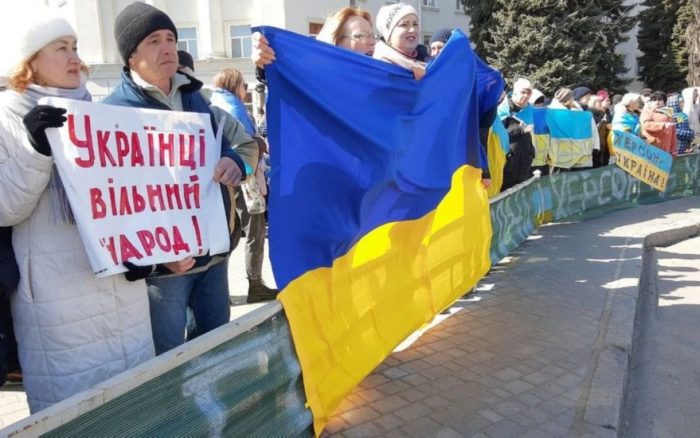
[399,417,443,438]
[501,379,536,395]
[493,367,522,382]
[340,405,381,425]
[342,422,385,438]
[477,409,504,423]
[373,413,404,431]
[433,427,465,438]
[482,419,529,437]
[372,394,410,414]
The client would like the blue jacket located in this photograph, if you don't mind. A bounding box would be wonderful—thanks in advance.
[210,88,256,137]
[103,69,244,272]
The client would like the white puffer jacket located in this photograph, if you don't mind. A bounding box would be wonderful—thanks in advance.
[0,89,155,412]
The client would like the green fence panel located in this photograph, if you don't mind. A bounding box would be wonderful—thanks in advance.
[490,153,700,263]
[44,313,312,438]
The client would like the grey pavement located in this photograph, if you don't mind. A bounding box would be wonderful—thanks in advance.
[0,235,277,430]
[621,236,700,438]
[326,196,700,438]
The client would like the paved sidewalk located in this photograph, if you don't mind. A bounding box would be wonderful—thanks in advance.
[622,236,700,437]
[326,196,700,438]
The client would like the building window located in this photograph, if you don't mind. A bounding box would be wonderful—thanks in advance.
[231,25,252,59]
[455,0,466,11]
[423,34,432,46]
[177,27,198,59]
[309,22,323,37]
[423,0,436,7]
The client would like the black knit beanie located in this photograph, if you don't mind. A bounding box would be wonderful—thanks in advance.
[430,28,452,45]
[114,2,178,64]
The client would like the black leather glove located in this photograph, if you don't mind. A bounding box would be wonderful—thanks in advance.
[22,105,67,156]
[123,261,155,282]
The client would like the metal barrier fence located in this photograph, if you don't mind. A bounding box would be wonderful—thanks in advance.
[2,153,698,437]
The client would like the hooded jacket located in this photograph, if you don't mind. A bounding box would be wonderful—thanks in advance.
[668,94,695,154]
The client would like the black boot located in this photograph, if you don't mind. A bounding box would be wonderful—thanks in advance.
[246,280,279,303]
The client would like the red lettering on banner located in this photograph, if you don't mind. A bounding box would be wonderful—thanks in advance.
[199,128,206,167]
[155,227,172,252]
[115,130,130,167]
[97,130,117,167]
[165,184,183,210]
[184,175,200,209]
[132,187,146,213]
[131,132,145,167]
[136,230,156,256]
[147,185,166,212]
[69,114,95,168]
[191,215,203,255]
[179,133,196,170]
[159,133,175,166]
[120,234,143,260]
[171,225,190,255]
[90,188,106,219]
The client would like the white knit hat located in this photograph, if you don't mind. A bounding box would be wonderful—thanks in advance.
[513,78,533,94]
[0,6,77,77]
[376,3,418,41]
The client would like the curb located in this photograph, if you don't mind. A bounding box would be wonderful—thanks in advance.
[579,222,700,436]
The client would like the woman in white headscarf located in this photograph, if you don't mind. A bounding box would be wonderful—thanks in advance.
[0,7,154,412]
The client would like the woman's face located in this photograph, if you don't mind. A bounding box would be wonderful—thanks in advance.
[338,16,376,55]
[389,14,419,54]
[237,79,248,102]
[31,36,82,89]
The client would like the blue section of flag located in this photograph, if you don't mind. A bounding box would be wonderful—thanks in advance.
[546,109,592,140]
[258,26,485,289]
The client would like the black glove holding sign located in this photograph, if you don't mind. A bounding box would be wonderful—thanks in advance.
[22,105,67,156]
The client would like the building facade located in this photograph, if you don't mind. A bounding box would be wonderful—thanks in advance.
[35,0,642,99]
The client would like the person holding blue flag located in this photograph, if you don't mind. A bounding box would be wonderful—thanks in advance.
[498,78,536,190]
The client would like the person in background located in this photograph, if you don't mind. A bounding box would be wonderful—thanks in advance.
[428,28,452,58]
[573,86,592,110]
[0,227,20,388]
[667,93,695,154]
[373,3,427,80]
[529,89,546,107]
[0,7,154,411]
[103,2,258,355]
[316,6,376,56]
[681,87,700,147]
[177,49,195,76]
[640,91,677,155]
[640,88,652,105]
[211,68,278,304]
[498,78,536,190]
[587,95,611,167]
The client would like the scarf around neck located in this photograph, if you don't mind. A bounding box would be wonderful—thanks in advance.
[4,80,92,225]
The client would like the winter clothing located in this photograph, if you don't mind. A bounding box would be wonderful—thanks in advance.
[376,3,418,41]
[0,7,77,79]
[0,83,154,412]
[640,104,677,155]
[573,86,591,102]
[103,68,257,354]
[498,98,535,190]
[681,87,700,144]
[667,94,694,154]
[430,28,452,45]
[114,2,178,63]
[177,50,194,72]
[554,88,573,106]
[210,88,256,137]
[0,227,19,388]
[372,40,427,71]
[22,105,67,156]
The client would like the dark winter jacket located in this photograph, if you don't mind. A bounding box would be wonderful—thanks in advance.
[1,227,19,387]
[501,98,535,190]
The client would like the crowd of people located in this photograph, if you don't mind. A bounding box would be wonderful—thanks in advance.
[0,0,698,419]
[495,81,700,191]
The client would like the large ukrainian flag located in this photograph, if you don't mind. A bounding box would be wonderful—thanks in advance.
[260,27,492,434]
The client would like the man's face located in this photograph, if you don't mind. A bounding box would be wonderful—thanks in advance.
[128,29,178,85]
[513,88,531,107]
[430,41,445,57]
[579,94,591,106]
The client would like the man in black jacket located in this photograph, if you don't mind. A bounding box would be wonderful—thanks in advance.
[0,227,20,387]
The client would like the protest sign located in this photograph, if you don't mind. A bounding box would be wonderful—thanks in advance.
[612,130,673,191]
[41,97,230,277]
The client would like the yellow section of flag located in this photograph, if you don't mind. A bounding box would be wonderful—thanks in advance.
[279,165,492,435]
